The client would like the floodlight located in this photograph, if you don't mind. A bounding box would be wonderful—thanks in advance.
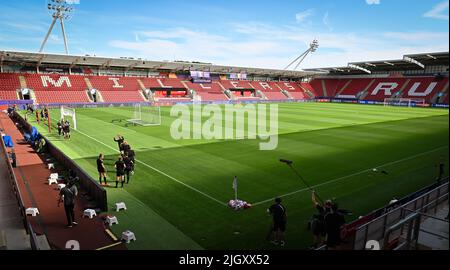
[284,39,320,71]
[40,0,75,55]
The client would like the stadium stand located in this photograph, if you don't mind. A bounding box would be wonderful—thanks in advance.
[250,81,289,100]
[219,80,254,90]
[22,74,90,104]
[316,76,449,103]
[89,76,144,102]
[139,77,189,100]
[1,73,448,104]
[298,82,319,98]
[0,74,20,100]
[0,51,448,105]
[184,81,228,101]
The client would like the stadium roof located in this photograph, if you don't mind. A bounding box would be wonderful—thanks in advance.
[303,52,449,75]
[0,50,318,78]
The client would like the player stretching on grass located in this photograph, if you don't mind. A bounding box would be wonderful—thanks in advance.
[97,154,108,186]
[114,156,126,188]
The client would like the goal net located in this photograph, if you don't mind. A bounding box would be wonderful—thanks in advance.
[127,103,161,126]
[60,106,77,130]
[383,98,426,107]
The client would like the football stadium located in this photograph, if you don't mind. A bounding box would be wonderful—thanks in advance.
[0,0,448,255]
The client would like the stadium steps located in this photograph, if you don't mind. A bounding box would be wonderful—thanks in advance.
[217,82,235,100]
[431,81,449,104]
[217,81,227,91]
[321,80,328,97]
[139,90,150,101]
[19,76,28,88]
[298,84,315,98]
[224,90,236,100]
[335,79,353,97]
[84,77,94,90]
[180,80,190,90]
[136,79,151,101]
[358,79,377,100]
[95,90,105,102]
[84,77,102,101]
[283,90,294,99]
[85,90,95,102]
[396,79,412,98]
[255,90,267,100]
[137,79,147,91]
[273,83,284,92]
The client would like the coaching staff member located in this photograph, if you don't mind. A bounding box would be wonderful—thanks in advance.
[58,180,78,228]
[97,154,108,186]
[267,197,287,246]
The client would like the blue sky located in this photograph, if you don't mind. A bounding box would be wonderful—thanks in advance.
[0,0,448,69]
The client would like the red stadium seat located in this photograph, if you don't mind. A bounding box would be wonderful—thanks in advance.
[0,73,21,100]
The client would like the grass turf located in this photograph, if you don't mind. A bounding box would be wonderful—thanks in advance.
[26,102,449,250]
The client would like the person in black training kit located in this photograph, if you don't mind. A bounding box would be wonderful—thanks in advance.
[97,154,108,186]
[310,191,332,248]
[114,156,126,188]
[114,135,125,152]
[267,197,287,246]
[122,141,131,156]
[58,179,78,228]
[63,120,71,139]
[127,149,136,174]
[44,106,49,120]
[123,153,134,184]
[57,119,63,136]
[324,202,346,249]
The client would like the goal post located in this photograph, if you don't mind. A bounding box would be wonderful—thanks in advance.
[60,106,77,130]
[383,98,426,107]
[127,103,161,126]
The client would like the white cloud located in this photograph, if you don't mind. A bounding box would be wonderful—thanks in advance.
[295,9,314,23]
[4,22,46,32]
[108,23,449,70]
[366,0,380,5]
[423,1,449,20]
[322,12,333,31]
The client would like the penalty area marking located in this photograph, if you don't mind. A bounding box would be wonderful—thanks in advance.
[253,145,449,206]
[73,129,227,207]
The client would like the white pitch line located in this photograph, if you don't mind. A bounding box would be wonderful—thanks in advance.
[73,129,227,207]
[252,145,449,206]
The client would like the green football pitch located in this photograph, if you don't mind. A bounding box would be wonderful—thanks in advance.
[26,102,449,250]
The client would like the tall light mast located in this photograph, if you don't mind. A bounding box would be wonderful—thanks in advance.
[284,39,319,71]
[39,0,75,55]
